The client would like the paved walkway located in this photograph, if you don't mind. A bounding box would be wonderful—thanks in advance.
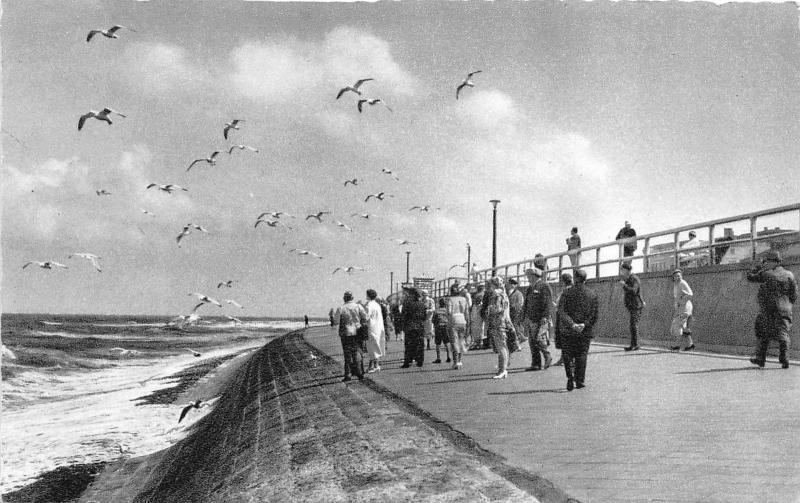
[306,327,800,503]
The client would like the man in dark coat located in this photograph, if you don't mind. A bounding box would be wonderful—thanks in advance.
[400,287,428,367]
[618,262,644,351]
[522,267,553,371]
[558,269,599,391]
[615,220,638,258]
[747,250,796,369]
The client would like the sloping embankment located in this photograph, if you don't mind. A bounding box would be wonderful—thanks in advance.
[79,331,571,502]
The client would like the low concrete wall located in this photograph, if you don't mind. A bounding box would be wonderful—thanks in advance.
[576,261,800,358]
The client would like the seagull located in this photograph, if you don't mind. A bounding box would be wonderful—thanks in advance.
[217,280,236,289]
[86,25,133,42]
[380,168,400,180]
[178,400,202,423]
[78,108,126,131]
[23,261,68,270]
[350,213,372,219]
[141,209,156,217]
[409,205,440,212]
[332,266,364,275]
[344,178,359,187]
[187,151,220,171]
[456,70,482,100]
[335,221,352,232]
[176,226,192,244]
[305,211,331,222]
[147,183,188,193]
[391,238,417,246]
[365,192,392,202]
[188,223,209,233]
[336,78,374,99]
[228,145,259,154]
[289,249,323,259]
[189,293,223,310]
[223,119,244,140]
[225,315,244,324]
[225,299,244,309]
[357,98,392,113]
[68,253,102,272]
[184,348,202,357]
[256,211,294,220]
[96,189,111,196]
[448,262,472,272]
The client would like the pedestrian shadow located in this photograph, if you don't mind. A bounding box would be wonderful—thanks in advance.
[589,348,627,354]
[613,351,669,357]
[487,388,569,395]
[674,366,783,375]
[415,374,505,385]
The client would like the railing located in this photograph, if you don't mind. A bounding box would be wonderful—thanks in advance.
[431,203,800,296]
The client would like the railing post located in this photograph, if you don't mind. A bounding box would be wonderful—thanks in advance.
[596,248,601,279]
[750,217,757,260]
[708,224,715,265]
[643,237,650,272]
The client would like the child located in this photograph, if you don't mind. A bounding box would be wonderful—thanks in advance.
[432,298,452,363]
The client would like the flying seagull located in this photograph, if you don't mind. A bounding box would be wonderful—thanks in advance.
[187,151,220,171]
[86,25,133,42]
[350,213,372,219]
[305,211,331,222]
[223,119,244,140]
[365,192,392,202]
[178,400,202,423]
[336,78,374,99]
[332,266,364,275]
[189,293,222,310]
[344,178,359,187]
[409,205,440,212]
[357,98,392,113]
[255,219,292,229]
[188,223,209,233]
[176,226,192,244]
[147,183,187,193]
[78,108,126,131]
[335,221,352,232]
[289,248,323,259]
[448,262,474,272]
[228,145,259,154]
[391,238,417,246]
[225,299,244,309]
[217,280,236,289]
[256,211,294,220]
[96,189,111,196]
[456,70,483,100]
[22,261,68,270]
[380,168,399,180]
[184,348,202,357]
[69,253,102,272]
[141,209,156,217]
[225,315,244,325]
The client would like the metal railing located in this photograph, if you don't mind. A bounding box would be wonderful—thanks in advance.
[431,203,800,296]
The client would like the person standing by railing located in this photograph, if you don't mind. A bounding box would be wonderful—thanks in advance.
[619,263,644,351]
[616,221,638,263]
[747,250,796,369]
[566,227,582,267]
[669,270,695,351]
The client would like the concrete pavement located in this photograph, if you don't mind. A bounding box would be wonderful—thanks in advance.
[306,326,800,503]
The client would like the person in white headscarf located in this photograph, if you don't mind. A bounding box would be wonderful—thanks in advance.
[365,289,386,372]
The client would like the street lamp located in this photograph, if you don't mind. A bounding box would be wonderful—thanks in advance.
[405,250,411,284]
[490,200,500,277]
[466,243,471,283]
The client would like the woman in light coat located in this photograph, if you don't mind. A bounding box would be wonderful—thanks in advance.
[669,270,695,351]
[365,289,386,372]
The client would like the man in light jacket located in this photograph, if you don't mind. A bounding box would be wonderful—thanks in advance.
[335,291,368,381]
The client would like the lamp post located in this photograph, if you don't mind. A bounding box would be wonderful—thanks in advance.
[405,251,411,284]
[390,271,393,296]
[490,200,500,277]
[466,243,471,283]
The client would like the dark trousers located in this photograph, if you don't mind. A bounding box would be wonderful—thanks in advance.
[404,327,425,365]
[628,308,642,347]
[754,313,791,364]
[340,336,364,378]
[562,337,591,385]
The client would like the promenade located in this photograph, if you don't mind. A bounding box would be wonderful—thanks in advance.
[307,326,800,503]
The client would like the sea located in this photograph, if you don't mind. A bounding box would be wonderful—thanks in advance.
[1,313,311,494]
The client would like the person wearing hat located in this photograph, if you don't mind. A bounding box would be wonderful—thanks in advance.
[469,283,487,350]
[557,269,599,390]
[400,286,428,368]
[552,272,575,367]
[669,270,695,351]
[506,278,525,342]
[522,267,553,371]
[679,230,702,268]
[618,262,644,351]
[421,289,436,350]
[335,291,368,381]
[747,250,796,369]
[615,221,638,259]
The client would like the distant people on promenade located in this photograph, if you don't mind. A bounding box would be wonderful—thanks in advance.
[365,289,386,373]
[713,228,735,265]
[679,231,704,268]
[618,262,644,351]
[523,267,553,371]
[335,291,368,382]
[558,269,599,391]
[485,276,510,379]
[469,283,487,350]
[447,284,469,369]
[421,289,435,350]
[566,227,581,267]
[506,278,525,341]
[329,308,335,327]
[400,287,428,368]
[747,251,796,369]
[669,270,695,351]
[304,314,309,328]
[616,220,638,260]
[390,298,403,341]
[552,272,574,367]
[432,298,452,364]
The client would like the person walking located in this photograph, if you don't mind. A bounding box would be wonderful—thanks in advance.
[335,291,368,381]
[421,289,435,350]
[669,270,695,351]
[485,276,510,379]
[365,289,386,373]
[432,298,452,363]
[618,262,644,351]
[522,267,553,371]
[447,284,469,369]
[615,220,638,260]
[400,287,428,367]
[304,314,309,328]
[469,283,486,350]
[558,269,599,391]
[747,250,796,369]
[566,227,582,267]
[552,272,574,367]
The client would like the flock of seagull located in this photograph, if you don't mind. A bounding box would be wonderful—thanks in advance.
[23,22,487,321]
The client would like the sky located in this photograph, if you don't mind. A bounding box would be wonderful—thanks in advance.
[2,0,799,317]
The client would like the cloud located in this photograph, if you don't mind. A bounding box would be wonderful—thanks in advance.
[122,43,207,91]
[455,89,522,130]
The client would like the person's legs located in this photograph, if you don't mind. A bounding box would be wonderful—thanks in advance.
[562,346,575,390]
[670,313,685,349]
[778,317,791,368]
[527,321,541,369]
[574,352,588,388]
[402,331,413,367]
[628,308,641,348]
[340,337,352,379]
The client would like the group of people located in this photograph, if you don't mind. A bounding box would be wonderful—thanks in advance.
[331,248,795,390]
